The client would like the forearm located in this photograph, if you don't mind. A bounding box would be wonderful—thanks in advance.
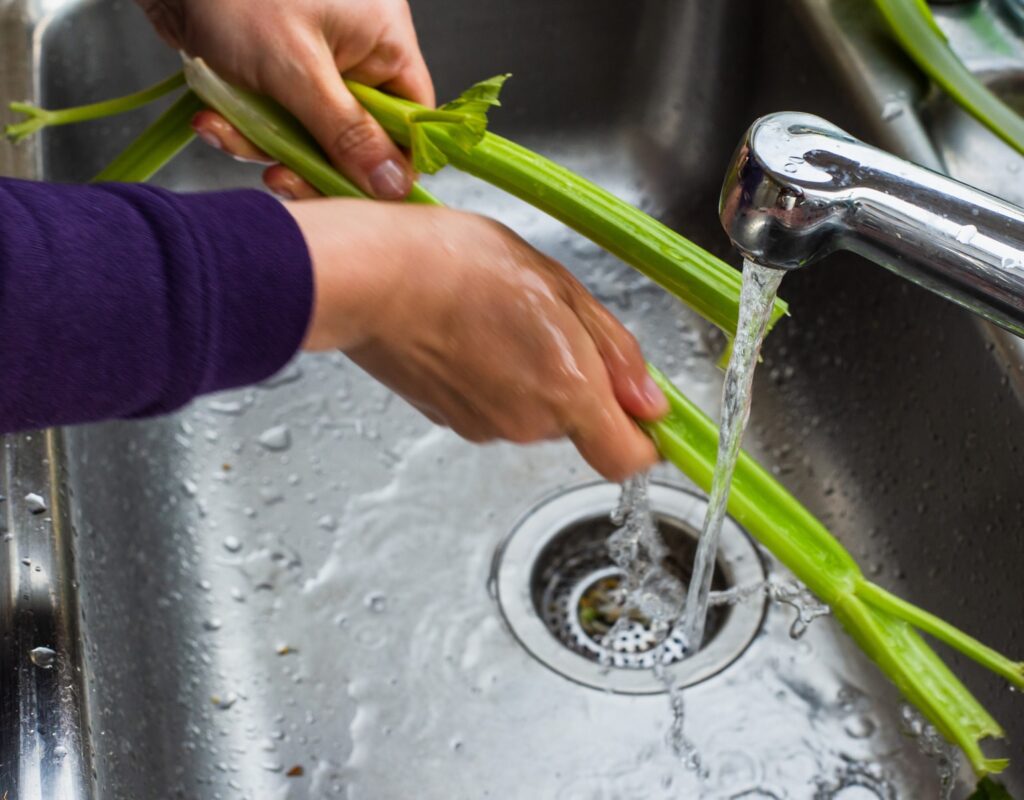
[0,178,313,433]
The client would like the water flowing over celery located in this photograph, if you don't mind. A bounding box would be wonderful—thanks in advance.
[680,261,783,652]
[8,64,1024,781]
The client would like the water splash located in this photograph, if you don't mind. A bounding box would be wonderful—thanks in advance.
[653,659,702,771]
[606,473,684,634]
[899,704,962,799]
[680,260,784,650]
[768,581,831,640]
[709,579,830,639]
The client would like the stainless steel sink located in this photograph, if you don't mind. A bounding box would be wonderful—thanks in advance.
[2,0,1023,797]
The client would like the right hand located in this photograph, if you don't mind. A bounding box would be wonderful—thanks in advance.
[286,199,667,481]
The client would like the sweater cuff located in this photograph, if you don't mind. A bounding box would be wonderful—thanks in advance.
[170,189,313,395]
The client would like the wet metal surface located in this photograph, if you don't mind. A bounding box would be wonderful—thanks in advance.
[0,0,1022,798]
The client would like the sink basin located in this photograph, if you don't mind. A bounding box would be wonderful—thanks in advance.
[2,0,1022,797]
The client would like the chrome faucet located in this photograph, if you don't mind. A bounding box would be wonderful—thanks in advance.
[719,112,1024,337]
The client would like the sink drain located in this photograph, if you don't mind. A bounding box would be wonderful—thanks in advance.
[493,482,767,694]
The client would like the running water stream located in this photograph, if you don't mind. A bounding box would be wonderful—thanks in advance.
[678,259,784,651]
[604,260,785,768]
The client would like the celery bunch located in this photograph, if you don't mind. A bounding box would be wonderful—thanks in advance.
[7,62,1022,780]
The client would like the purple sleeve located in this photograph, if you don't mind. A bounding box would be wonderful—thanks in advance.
[0,178,314,433]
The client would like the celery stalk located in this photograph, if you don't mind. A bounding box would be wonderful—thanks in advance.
[180,62,439,205]
[874,0,1024,156]
[644,365,1016,776]
[345,79,784,337]
[92,90,204,183]
[5,72,186,143]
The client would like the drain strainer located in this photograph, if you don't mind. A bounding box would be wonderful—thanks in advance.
[493,481,767,694]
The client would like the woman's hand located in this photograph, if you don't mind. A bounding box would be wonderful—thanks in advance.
[139,0,432,199]
[287,200,667,481]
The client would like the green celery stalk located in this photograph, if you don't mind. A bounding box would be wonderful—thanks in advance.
[180,62,438,205]
[344,79,786,338]
[874,0,1024,156]
[645,365,1020,776]
[92,90,204,183]
[5,71,186,143]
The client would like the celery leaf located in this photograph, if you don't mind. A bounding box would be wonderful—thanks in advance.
[406,74,511,173]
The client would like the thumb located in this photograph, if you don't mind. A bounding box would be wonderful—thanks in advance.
[272,55,413,200]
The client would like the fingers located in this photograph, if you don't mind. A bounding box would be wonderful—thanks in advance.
[378,47,435,108]
[263,164,320,200]
[568,391,661,483]
[268,53,414,200]
[546,306,660,482]
[191,111,274,164]
[543,260,667,422]
[570,291,668,421]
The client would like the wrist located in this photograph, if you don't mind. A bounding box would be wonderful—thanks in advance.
[284,199,406,352]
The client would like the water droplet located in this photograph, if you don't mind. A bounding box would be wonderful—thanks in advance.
[365,592,387,613]
[222,536,242,553]
[204,618,223,631]
[843,714,877,739]
[53,744,68,759]
[258,425,291,451]
[260,487,284,506]
[208,399,245,415]
[260,363,303,388]
[182,479,198,497]
[881,100,903,121]
[317,514,338,532]
[30,646,56,668]
[24,493,46,514]
[212,692,237,710]
[955,224,977,244]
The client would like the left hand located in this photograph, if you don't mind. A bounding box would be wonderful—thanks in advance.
[138,0,434,200]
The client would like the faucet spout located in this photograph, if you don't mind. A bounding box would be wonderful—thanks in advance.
[719,111,1024,337]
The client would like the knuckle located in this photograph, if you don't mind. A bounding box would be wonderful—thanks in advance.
[330,115,382,160]
[374,40,406,69]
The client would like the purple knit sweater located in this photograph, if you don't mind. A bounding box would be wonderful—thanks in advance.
[0,178,314,433]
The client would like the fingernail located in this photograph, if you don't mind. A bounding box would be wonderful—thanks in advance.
[273,187,296,201]
[196,129,222,151]
[368,159,411,200]
[642,375,668,411]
